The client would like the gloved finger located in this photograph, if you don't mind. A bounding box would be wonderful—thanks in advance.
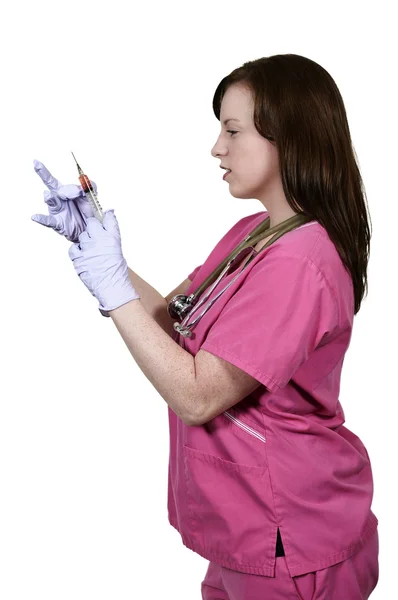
[31,213,59,230]
[56,184,86,201]
[76,198,95,219]
[60,180,98,197]
[101,210,119,236]
[69,253,93,278]
[78,272,94,292]
[69,253,86,273]
[73,181,98,219]
[57,181,97,199]
[74,259,91,278]
[34,160,62,191]
[68,243,82,261]
[78,230,91,244]
[43,190,63,212]
[85,215,108,237]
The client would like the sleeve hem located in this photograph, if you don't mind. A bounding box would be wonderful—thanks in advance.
[200,341,283,394]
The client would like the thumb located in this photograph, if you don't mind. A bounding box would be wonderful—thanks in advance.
[31,214,58,229]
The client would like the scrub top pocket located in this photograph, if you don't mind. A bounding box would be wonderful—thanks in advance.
[183,444,277,572]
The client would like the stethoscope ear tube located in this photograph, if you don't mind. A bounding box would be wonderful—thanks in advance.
[168,212,314,329]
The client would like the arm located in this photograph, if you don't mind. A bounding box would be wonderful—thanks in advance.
[127,267,191,338]
[110,295,261,427]
[73,222,258,426]
[110,299,199,425]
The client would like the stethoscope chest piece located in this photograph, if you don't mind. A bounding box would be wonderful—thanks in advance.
[167,293,196,321]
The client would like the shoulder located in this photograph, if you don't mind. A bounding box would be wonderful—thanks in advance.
[263,221,347,281]
[251,221,354,325]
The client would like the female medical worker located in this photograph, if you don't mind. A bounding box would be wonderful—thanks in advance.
[32,54,379,599]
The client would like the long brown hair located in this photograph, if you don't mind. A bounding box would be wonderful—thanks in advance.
[212,54,372,315]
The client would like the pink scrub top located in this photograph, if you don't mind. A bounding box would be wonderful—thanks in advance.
[167,210,378,578]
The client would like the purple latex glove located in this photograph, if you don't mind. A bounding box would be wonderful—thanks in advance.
[68,210,140,312]
[32,160,97,243]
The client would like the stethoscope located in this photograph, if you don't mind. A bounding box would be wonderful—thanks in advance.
[167,212,315,338]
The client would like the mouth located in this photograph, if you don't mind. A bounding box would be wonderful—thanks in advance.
[223,169,232,180]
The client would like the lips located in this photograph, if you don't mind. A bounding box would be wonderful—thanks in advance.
[223,169,231,180]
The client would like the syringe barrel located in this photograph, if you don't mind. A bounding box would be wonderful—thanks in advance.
[78,173,95,193]
[83,189,104,223]
[94,209,104,224]
[78,174,104,222]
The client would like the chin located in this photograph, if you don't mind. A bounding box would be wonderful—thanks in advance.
[229,187,254,200]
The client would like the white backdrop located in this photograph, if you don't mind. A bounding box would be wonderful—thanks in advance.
[0,1,396,598]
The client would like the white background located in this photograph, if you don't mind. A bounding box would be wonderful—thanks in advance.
[0,1,396,598]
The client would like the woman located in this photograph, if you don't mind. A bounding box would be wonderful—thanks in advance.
[32,53,379,599]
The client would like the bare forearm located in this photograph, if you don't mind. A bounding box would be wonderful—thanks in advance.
[109,299,201,426]
[127,267,174,336]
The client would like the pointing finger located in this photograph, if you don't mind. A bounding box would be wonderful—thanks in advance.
[33,159,62,191]
[31,214,59,229]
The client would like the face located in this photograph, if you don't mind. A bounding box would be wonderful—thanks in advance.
[211,84,280,202]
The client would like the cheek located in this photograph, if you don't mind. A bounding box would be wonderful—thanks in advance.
[240,140,272,170]
[250,148,278,181]
[244,158,273,182]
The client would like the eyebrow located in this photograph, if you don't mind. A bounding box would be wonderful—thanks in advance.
[223,118,241,126]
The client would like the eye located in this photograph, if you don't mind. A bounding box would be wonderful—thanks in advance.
[227,130,238,137]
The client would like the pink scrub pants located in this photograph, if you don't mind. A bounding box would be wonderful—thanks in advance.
[201,528,379,600]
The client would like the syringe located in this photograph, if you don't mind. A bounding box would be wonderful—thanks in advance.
[71,152,104,223]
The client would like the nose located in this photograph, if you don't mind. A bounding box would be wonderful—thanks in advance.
[211,134,226,159]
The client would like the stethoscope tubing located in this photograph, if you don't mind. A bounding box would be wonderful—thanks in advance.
[177,249,256,334]
[172,213,315,338]
[190,213,311,302]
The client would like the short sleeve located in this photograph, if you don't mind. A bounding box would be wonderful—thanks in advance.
[200,252,338,393]
[188,264,202,282]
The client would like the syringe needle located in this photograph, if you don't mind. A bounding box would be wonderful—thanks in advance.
[71,151,84,175]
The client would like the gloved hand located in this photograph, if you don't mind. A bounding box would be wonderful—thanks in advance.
[32,160,97,243]
[68,210,140,312]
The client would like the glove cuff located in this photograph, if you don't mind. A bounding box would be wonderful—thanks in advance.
[98,291,141,316]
